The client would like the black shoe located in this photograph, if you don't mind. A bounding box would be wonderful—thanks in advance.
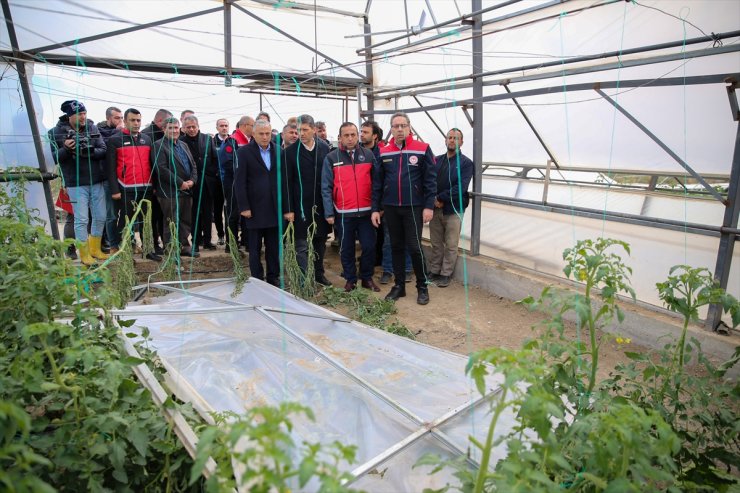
[154,245,165,256]
[217,236,226,246]
[315,274,332,286]
[145,252,163,262]
[385,284,406,301]
[361,278,381,292]
[66,244,78,260]
[344,281,356,292]
[181,249,200,258]
[203,243,217,250]
[417,287,430,305]
[379,271,392,284]
[429,273,440,282]
[436,275,451,288]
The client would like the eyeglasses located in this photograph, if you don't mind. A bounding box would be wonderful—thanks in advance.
[391,124,409,129]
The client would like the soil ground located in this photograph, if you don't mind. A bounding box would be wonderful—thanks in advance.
[132,242,646,380]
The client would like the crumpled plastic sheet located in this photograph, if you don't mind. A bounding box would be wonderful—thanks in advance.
[123,279,513,492]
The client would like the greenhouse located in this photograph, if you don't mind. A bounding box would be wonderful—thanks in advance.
[1,0,739,491]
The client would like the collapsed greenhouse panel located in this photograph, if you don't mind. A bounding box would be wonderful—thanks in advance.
[115,278,514,491]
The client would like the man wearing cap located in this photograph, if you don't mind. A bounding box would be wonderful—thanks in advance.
[48,100,109,265]
[151,117,199,258]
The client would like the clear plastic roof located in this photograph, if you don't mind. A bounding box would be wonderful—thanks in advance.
[119,279,511,491]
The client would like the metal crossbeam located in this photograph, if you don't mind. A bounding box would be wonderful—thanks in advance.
[27,7,224,54]
[363,72,740,116]
[595,88,725,203]
[232,2,367,81]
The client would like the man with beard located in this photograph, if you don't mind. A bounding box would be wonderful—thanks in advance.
[48,99,108,265]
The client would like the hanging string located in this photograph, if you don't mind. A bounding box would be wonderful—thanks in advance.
[601,1,629,237]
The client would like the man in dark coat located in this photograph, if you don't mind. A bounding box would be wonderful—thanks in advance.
[283,114,332,286]
[141,108,173,255]
[151,117,199,257]
[181,115,218,251]
[429,128,473,287]
[234,119,290,286]
[48,99,108,265]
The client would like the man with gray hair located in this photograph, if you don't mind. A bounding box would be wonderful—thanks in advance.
[283,114,332,285]
[235,119,291,286]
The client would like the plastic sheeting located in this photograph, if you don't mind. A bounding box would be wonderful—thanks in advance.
[121,279,512,492]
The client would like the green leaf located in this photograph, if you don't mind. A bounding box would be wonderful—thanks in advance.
[128,426,149,458]
[298,457,317,487]
[118,318,136,328]
[121,356,146,366]
[109,440,126,470]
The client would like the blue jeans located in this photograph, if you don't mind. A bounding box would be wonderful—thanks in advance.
[66,183,106,242]
[335,214,376,283]
[102,181,120,248]
[382,220,411,273]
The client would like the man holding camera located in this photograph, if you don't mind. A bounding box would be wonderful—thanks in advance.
[48,99,109,266]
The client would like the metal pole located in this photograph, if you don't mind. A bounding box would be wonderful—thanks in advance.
[363,18,375,118]
[358,0,523,54]
[224,0,232,87]
[232,3,368,81]
[595,87,726,203]
[706,120,740,331]
[504,84,560,169]
[470,0,483,256]
[472,192,739,238]
[413,95,447,139]
[1,0,60,239]
[28,6,224,54]
[362,72,740,116]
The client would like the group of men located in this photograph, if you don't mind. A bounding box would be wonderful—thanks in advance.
[49,99,473,306]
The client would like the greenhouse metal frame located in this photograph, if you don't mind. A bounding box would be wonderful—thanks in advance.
[1,0,738,331]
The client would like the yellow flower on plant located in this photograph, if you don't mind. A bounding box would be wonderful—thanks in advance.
[615,336,631,345]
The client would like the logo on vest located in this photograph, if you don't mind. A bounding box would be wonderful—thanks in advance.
[409,155,419,165]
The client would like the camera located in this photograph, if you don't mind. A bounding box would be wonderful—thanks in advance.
[66,129,100,155]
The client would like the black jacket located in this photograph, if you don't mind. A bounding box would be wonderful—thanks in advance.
[48,116,107,187]
[181,132,219,181]
[234,140,288,230]
[151,137,198,199]
[435,151,474,215]
[142,122,164,143]
[283,139,331,237]
[97,121,118,142]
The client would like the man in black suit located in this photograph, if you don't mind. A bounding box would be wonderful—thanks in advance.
[283,114,332,286]
[234,119,290,286]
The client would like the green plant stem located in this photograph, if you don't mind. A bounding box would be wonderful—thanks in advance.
[474,387,508,493]
[584,276,598,397]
